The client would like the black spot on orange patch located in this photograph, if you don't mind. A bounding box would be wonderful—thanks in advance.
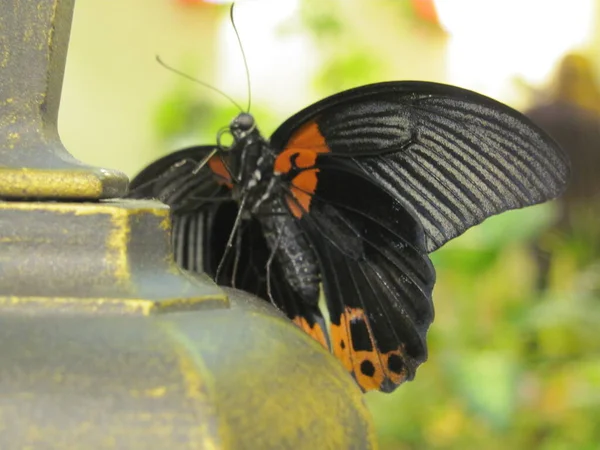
[329,306,412,391]
[330,307,381,390]
[382,349,410,387]
[349,318,373,352]
[360,360,375,377]
[387,353,404,374]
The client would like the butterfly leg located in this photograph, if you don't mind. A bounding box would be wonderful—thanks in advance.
[191,147,219,174]
[216,195,247,283]
[231,223,244,288]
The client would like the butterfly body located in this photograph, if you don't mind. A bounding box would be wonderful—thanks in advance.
[129,81,569,393]
[207,113,323,304]
[258,197,322,304]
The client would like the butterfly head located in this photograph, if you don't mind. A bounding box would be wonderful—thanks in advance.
[230,113,257,142]
[218,112,270,191]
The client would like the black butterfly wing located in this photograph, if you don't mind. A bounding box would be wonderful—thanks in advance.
[271,81,570,252]
[283,158,435,392]
[128,145,233,276]
[268,81,569,392]
[128,145,232,213]
[127,146,329,348]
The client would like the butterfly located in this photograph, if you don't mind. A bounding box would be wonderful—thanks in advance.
[128,81,569,392]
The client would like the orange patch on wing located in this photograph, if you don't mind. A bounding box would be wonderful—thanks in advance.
[287,120,329,149]
[292,316,328,349]
[286,196,304,219]
[287,169,318,218]
[274,121,330,218]
[208,156,233,188]
[275,148,318,173]
[330,307,410,392]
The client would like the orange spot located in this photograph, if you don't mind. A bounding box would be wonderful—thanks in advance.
[286,197,303,219]
[274,121,331,218]
[292,316,328,349]
[274,121,330,218]
[208,156,233,188]
[286,169,318,218]
[287,121,329,149]
[329,307,409,392]
[330,322,353,373]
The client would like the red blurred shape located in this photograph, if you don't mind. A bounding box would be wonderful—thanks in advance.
[411,0,440,25]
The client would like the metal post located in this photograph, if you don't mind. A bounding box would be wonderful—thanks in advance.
[0,1,376,448]
[0,0,127,198]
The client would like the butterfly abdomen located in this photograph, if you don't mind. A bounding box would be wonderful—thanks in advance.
[259,197,320,306]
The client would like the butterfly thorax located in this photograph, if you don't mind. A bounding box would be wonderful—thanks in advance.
[226,114,278,210]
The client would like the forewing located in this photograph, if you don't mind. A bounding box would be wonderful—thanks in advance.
[271,81,570,252]
[127,144,234,276]
[128,145,234,213]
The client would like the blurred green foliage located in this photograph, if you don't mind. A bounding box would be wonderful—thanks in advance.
[298,0,387,93]
[153,82,278,149]
[367,211,600,450]
[152,2,600,448]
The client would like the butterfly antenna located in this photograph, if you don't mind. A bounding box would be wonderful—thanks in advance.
[155,55,244,113]
[230,2,252,113]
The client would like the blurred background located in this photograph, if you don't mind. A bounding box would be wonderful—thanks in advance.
[59,1,600,448]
